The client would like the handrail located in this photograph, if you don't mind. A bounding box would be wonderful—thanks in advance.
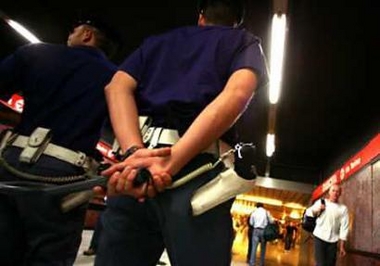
[348,248,380,260]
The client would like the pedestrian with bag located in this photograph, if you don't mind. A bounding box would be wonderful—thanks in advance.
[305,183,349,266]
[246,212,254,262]
[284,221,297,252]
[248,202,275,266]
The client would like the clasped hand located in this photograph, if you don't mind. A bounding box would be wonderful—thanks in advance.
[101,147,172,201]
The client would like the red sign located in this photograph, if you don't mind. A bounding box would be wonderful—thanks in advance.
[1,93,118,162]
[96,141,117,162]
[312,133,380,200]
[0,93,24,113]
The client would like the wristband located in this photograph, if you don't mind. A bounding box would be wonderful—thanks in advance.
[115,145,142,161]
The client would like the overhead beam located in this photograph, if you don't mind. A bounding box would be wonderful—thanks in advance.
[255,176,316,194]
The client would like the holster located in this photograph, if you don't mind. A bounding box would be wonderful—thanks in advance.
[190,168,255,216]
[19,127,52,164]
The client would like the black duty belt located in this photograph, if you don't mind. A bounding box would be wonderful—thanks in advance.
[0,173,107,196]
[0,173,108,213]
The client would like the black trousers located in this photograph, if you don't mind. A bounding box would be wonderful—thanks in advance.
[89,212,104,251]
[284,233,293,250]
[0,147,87,266]
[95,154,235,266]
[314,236,338,266]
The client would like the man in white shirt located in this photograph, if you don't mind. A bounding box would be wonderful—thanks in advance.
[248,202,274,266]
[305,183,349,266]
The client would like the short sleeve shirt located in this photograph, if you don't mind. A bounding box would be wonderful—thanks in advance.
[119,25,268,138]
[0,43,117,156]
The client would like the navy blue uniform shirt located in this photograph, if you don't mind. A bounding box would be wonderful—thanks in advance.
[0,43,117,156]
[119,25,268,142]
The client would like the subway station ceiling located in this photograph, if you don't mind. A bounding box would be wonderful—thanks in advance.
[0,1,378,192]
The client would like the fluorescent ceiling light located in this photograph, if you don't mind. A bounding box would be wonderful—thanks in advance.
[266,133,275,157]
[5,18,41,43]
[269,13,287,104]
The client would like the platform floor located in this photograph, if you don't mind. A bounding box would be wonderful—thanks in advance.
[74,230,301,266]
[74,230,379,265]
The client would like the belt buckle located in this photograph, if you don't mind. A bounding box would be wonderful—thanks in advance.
[142,127,154,144]
[147,127,163,149]
[75,151,87,167]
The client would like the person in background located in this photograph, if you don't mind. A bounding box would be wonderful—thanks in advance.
[0,16,120,265]
[246,211,254,262]
[95,0,268,265]
[284,221,297,252]
[248,202,274,266]
[305,183,349,266]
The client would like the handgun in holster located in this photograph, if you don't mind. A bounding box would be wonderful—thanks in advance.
[190,143,257,216]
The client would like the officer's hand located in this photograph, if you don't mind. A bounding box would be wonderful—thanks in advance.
[106,167,147,199]
[106,167,170,201]
[101,147,171,177]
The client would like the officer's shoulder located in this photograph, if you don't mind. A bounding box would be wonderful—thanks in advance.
[13,43,59,59]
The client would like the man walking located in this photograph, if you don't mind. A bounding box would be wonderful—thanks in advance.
[248,202,274,266]
[305,183,349,266]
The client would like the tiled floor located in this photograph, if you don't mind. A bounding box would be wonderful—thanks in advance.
[74,230,301,266]
[74,230,171,266]
[232,240,300,266]
[73,230,98,266]
[74,230,380,266]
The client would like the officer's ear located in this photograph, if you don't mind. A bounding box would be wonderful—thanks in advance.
[82,27,94,43]
[198,12,207,26]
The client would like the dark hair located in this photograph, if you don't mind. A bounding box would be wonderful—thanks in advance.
[73,17,121,59]
[197,0,245,26]
[256,202,264,208]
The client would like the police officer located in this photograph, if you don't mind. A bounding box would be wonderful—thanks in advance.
[96,1,268,265]
[0,16,119,265]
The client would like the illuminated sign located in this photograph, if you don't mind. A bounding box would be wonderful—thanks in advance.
[312,134,380,200]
